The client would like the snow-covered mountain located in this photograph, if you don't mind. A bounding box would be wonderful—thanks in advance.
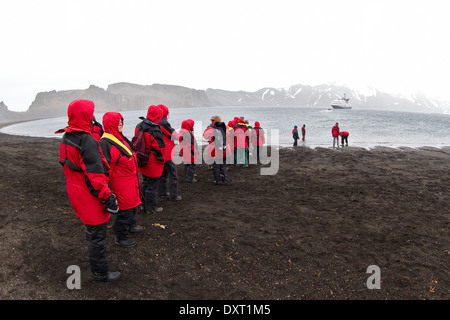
[206,83,450,113]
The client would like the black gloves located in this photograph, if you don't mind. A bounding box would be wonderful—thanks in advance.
[102,194,119,214]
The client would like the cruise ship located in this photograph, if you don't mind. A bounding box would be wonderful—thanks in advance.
[331,93,352,109]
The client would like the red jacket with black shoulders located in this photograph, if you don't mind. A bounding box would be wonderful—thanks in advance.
[55,99,112,225]
[100,112,142,211]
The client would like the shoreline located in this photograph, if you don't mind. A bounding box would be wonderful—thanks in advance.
[1,130,450,153]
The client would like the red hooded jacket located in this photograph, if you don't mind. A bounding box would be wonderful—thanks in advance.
[55,99,112,225]
[158,104,180,161]
[250,121,265,146]
[233,119,250,148]
[135,105,166,177]
[179,119,198,163]
[100,112,142,211]
[332,124,340,137]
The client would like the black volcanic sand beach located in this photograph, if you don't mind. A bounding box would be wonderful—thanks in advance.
[0,132,448,300]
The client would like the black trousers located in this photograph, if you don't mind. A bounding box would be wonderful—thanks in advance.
[341,135,349,145]
[253,145,263,163]
[157,160,179,200]
[142,175,159,211]
[184,163,196,182]
[85,223,109,280]
[113,207,137,241]
[213,159,228,183]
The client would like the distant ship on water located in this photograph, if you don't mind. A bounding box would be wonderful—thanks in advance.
[331,93,352,109]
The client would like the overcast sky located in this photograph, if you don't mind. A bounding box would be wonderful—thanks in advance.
[1,0,449,111]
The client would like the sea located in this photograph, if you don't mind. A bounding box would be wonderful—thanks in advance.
[1,106,450,150]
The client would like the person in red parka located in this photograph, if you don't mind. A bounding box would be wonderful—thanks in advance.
[233,118,251,166]
[332,122,340,148]
[135,105,166,213]
[340,130,349,147]
[55,99,121,282]
[250,121,266,163]
[156,104,182,201]
[203,116,230,184]
[179,119,199,182]
[100,112,142,248]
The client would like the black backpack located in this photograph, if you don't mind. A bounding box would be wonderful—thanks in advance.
[132,118,152,167]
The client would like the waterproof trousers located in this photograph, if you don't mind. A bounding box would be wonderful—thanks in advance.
[236,148,248,166]
[142,175,159,211]
[113,207,136,241]
[184,163,196,182]
[213,159,228,184]
[85,223,109,281]
[333,136,340,148]
[157,160,179,200]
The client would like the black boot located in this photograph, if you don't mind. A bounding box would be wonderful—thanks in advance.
[95,271,122,282]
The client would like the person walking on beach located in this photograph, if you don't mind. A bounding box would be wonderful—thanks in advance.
[157,104,182,202]
[340,130,349,147]
[293,125,300,146]
[301,124,306,141]
[250,121,266,163]
[179,119,199,182]
[100,112,143,248]
[55,99,121,282]
[134,105,166,214]
[332,123,340,148]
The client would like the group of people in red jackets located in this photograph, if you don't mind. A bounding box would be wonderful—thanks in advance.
[202,115,266,185]
[331,122,350,148]
[56,100,267,282]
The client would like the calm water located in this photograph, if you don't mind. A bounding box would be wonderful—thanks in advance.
[2,106,450,149]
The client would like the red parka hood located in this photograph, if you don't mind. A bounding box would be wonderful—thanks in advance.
[181,119,195,132]
[254,121,261,128]
[102,112,124,139]
[158,104,169,118]
[65,99,95,133]
[146,105,163,124]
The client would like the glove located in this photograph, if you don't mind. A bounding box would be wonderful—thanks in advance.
[102,194,119,214]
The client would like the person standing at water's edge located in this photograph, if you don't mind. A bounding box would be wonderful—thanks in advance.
[292,125,299,146]
[340,130,349,147]
[332,123,340,148]
[301,124,306,141]
[55,99,121,282]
